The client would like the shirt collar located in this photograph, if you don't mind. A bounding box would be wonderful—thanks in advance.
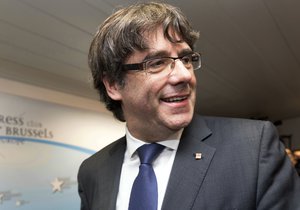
[125,126,182,158]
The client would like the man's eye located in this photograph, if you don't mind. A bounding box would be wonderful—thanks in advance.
[181,56,192,64]
[148,58,168,69]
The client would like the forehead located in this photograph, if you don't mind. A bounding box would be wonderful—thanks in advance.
[125,27,190,63]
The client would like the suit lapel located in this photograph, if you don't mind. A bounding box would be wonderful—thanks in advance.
[162,116,216,210]
[101,137,126,210]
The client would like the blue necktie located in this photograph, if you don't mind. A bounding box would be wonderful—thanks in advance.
[128,143,165,210]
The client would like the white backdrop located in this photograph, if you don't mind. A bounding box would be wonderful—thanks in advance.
[0,92,125,209]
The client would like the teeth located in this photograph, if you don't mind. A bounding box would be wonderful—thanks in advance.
[163,96,187,102]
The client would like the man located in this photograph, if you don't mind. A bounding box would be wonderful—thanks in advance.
[78,2,300,210]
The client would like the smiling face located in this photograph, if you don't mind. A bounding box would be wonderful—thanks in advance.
[104,27,197,142]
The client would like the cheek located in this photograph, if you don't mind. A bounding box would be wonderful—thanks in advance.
[135,74,166,93]
[123,75,153,102]
[190,73,197,86]
[136,80,166,110]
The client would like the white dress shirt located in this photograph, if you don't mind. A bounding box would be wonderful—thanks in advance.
[116,127,182,210]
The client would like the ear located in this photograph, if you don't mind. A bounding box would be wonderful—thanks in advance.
[102,76,122,101]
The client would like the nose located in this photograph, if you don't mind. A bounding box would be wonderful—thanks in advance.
[168,59,193,84]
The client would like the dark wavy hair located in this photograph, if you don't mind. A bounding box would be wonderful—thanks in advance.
[88,2,199,122]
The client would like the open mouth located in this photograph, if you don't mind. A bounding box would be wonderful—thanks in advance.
[161,95,188,103]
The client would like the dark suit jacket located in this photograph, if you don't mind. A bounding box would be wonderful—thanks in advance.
[78,115,300,210]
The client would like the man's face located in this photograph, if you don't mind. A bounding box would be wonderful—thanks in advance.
[105,27,197,141]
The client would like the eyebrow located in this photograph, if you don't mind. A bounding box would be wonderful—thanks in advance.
[142,48,193,61]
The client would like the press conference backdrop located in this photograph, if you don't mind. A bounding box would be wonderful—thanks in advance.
[0,92,124,210]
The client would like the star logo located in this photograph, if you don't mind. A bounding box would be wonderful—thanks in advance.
[0,193,4,204]
[15,200,23,206]
[16,200,21,206]
[51,178,64,193]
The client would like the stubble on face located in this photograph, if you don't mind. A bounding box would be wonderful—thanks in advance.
[120,27,197,141]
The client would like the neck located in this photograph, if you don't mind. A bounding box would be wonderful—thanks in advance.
[126,125,183,143]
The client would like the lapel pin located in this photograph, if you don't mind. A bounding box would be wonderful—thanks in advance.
[194,152,202,160]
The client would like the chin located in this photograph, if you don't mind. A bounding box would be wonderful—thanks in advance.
[168,115,193,130]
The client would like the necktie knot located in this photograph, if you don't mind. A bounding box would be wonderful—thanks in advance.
[137,143,165,164]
